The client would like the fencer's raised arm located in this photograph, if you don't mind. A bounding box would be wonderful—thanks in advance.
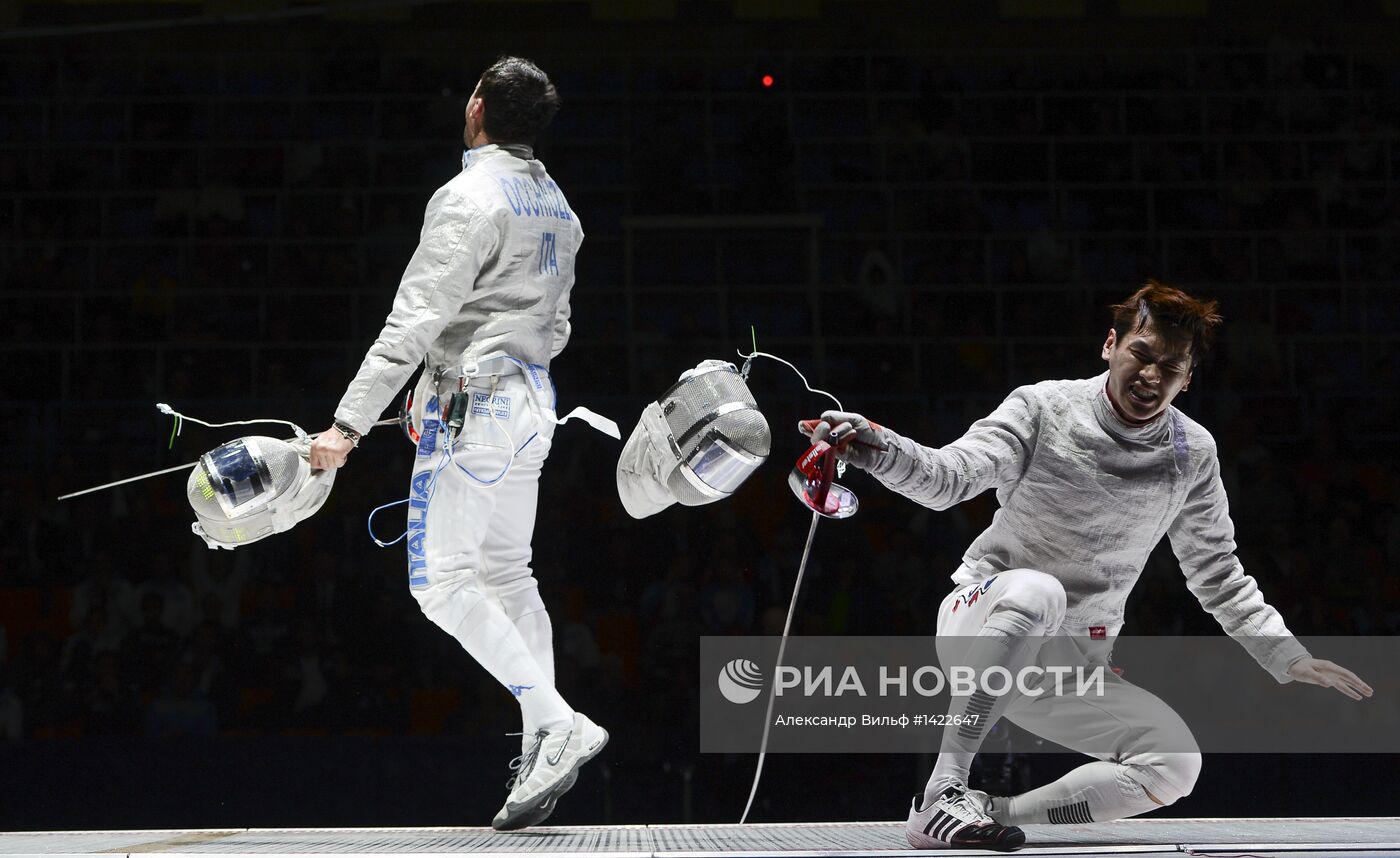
[864,387,1038,511]
[334,190,498,435]
[1167,438,1311,682]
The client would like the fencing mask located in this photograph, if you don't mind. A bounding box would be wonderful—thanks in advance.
[186,436,336,549]
[616,360,770,519]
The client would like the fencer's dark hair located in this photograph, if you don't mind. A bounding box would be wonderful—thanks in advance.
[476,56,560,144]
[1110,280,1222,367]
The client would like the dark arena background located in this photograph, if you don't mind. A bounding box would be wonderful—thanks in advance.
[2,1,1398,855]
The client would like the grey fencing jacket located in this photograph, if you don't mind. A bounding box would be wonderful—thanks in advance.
[865,373,1309,682]
[335,144,582,435]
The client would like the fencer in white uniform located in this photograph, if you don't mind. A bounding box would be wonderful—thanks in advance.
[801,282,1371,852]
[310,57,606,831]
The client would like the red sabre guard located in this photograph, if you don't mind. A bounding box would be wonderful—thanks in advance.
[788,438,858,518]
[745,432,861,824]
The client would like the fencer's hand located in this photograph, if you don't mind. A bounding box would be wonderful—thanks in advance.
[1286,657,1373,701]
[309,426,355,470]
[797,410,888,470]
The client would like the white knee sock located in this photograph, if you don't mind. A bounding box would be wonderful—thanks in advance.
[494,584,557,751]
[925,611,1049,803]
[512,609,555,684]
[496,580,554,685]
[437,589,573,739]
[510,609,556,752]
[991,761,1160,825]
[925,629,1019,800]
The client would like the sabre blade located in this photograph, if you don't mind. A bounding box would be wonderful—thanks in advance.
[740,508,822,825]
[56,461,199,500]
[56,417,398,500]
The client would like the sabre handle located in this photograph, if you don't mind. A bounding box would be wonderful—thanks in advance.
[797,410,887,470]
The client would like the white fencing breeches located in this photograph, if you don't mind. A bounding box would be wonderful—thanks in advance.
[931,569,1202,822]
[405,373,571,737]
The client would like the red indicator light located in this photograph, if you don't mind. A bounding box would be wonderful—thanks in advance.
[761,74,774,88]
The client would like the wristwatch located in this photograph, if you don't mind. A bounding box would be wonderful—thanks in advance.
[332,421,361,447]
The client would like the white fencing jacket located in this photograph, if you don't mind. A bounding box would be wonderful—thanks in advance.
[335,143,583,435]
[865,373,1309,681]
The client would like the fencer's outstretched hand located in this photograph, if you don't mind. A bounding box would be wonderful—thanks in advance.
[1286,657,1373,701]
[309,426,355,470]
[798,410,888,470]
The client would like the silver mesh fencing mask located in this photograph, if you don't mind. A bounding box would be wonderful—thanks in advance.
[616,360,770,519]
[187,436,336,549]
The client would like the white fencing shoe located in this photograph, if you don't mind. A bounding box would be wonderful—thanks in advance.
[491,713,608,831]
[906,784,1026,851]
[491,730,549,831]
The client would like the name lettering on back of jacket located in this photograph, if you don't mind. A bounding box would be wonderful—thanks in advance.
[498,176,573,221]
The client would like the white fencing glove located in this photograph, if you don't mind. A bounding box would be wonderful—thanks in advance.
[798,410,888,470]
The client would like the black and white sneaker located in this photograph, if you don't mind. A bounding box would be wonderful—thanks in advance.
[906,784,1025,851]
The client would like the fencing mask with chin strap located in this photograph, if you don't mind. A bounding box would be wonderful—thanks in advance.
[187,435,336,549]
[616,360,771,519]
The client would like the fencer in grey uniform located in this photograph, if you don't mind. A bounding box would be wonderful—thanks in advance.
[801,281,1371,852]
[310,57,606,831]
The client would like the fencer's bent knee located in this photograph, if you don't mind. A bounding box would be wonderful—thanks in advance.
[1159,751,1202,802]
[410,566,489,627]
[494,575,546,621]
[987,569,1067,635]
[1126,751,1201,806]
